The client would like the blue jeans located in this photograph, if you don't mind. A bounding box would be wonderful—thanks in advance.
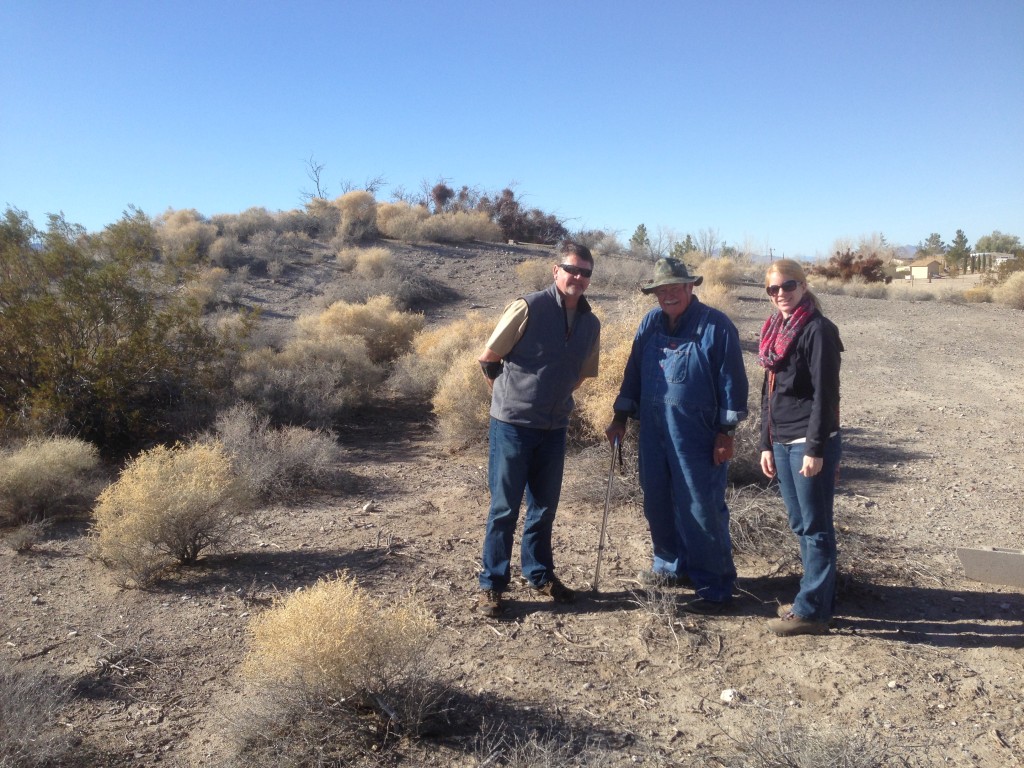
[772,433,842,622]
[479,418,566,591]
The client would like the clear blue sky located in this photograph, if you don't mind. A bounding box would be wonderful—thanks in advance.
[3,1,1022,258]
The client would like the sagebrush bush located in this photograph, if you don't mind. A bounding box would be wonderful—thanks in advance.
[335,191,377,242]
[961,284,993,303]
[234,337,384,427]
[0,437,103,526]
[212,207,279,243]
[389,312,494,399]
[695,280,737,315]
[244,571,436,698]
[93,441,251,586]
[212,403,342,502]
[0,668,75,768]
[515,258,554,291]
[417,210,502,242]
[295,295,423,365]
[351,246,394,279]
[432,354,492,449]
[695,256,741,286]
[376,201,429,241]
[156,207,218,263]
[993,271,1024,309]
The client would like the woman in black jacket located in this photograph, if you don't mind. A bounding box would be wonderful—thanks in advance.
[758,259,844,637]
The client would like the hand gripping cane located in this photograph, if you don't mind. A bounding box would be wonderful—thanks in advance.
[593,435,621,592]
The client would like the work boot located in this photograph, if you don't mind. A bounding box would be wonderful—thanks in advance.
[531,575,576,603]
[477,589,504,618]
[768,611,829,636]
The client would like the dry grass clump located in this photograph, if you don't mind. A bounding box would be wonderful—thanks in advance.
[574,296,650,442]
[235,572,442,764]
[0,437,103,526]
[418,210,502,242]
[961,284,993,303]
[0,668,75,768]
[335,190,378,242]
[841,277,889,299]
[375,203,501,243]
[353,246,395,279]
[92,441,251,587]
[594,255,650,291]
[696,280,737,314]
[389,312,494,399]
[295,295,423,365]
[376,201,429,240]
[212,403,343,502]
[712,704,893,767]
[234,336,384,427]
[156,207,218,262]
[432,355,492,449]
[695,256,742,286]
[515,258,554,291]
[993,271,1024,309]
[727,484,791,561]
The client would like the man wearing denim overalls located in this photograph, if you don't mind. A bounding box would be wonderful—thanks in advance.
[606,258,748,614]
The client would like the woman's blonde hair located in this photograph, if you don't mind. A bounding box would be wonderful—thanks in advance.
[765,259,822,313]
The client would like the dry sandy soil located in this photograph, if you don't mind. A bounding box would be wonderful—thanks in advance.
[2,242,1023,767]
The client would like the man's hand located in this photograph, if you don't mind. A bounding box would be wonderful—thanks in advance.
[605,421,626,448]
[713,433,734,465]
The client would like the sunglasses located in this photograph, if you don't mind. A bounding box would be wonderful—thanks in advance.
[559,264,593,278]
[766,279,800,297]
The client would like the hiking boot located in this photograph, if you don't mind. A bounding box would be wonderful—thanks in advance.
[681,598,732,616]
[768,611,830,637]
[638,570,692,588]
[531,576,576,603]
[477,589,504,618]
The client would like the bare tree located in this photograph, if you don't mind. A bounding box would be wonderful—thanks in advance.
[301,154,329,201]
[695,227,720,260]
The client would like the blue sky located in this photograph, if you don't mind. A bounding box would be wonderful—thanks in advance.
[3,1,1022,258]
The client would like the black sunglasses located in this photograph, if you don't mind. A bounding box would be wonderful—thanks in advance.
[559,264,593,279]
[766,279,799,297]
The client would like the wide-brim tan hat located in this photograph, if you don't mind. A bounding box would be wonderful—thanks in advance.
[640,257,703,293]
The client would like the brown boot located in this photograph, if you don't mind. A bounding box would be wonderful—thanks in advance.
[768,611,829,637]
[477,589,504,617]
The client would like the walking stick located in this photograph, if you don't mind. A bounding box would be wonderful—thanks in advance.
[593,436,621,592]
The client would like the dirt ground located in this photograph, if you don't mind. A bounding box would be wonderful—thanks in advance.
[2,242,1022,766]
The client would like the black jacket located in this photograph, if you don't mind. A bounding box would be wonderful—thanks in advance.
[759,313,843,457]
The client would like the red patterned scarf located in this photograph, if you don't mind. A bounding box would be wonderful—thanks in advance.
[758,295,816,371]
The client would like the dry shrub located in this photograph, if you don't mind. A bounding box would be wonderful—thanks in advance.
[961,284,993,303]
[235,572,441,763]
[234,336,384,427]
[182,266,230,310]
[574,296,650,442]
[515,258,553,291]
[418,210,502,242]
[993,271,1024,309]
[0,437,102,526]
[594,255,649,291]
[92,441,251,586]
[157,207,218,262]
[208,235,247,269]
[0,668,75,767]
[695,280,737,315]
[389,312,494,399]
[433,354,492,449]
[295,295,423,365]
[212,207,280,242]
[244,571,436,697]
[842,277,889,299]
[727,484,791,561]
[376,201,429,241]
[352,246,394,279]
[334,245,359,271]
[696,256,741,286]
[713,704,892,767]
[212,403,342,502]
[335,190,377,242]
